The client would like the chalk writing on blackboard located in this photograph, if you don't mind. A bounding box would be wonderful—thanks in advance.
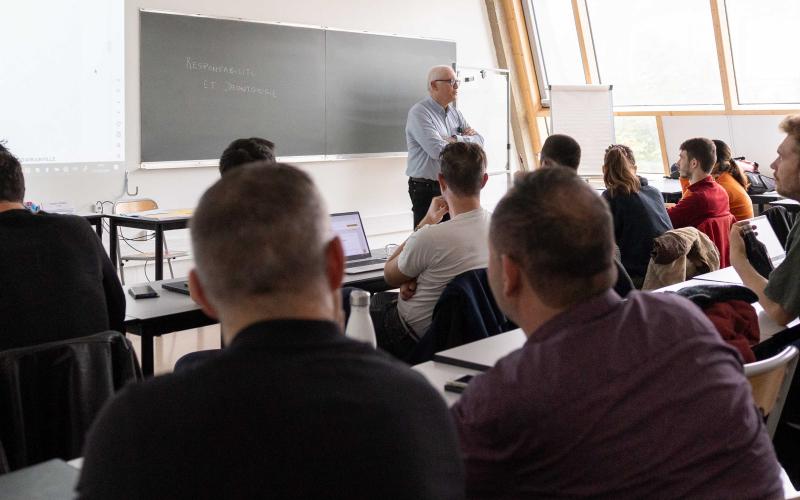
[185,57,255,77]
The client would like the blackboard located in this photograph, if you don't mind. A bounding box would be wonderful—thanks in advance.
[139,11,457,164]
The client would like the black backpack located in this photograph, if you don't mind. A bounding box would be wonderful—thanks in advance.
[735,157,776,195]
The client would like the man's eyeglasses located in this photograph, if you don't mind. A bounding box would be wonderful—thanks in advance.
[433,79,460,89]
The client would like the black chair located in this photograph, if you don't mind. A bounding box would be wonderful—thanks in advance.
[0,331,141,472]
[408,269,515,364]
[763,206,793,249]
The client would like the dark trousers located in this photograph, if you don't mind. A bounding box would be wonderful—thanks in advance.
[343,288,418,362]
[408,178,449,229]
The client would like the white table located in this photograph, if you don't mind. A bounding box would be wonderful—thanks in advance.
[432,328,527,371]
[412,361,480,407]
[693,266,743,284]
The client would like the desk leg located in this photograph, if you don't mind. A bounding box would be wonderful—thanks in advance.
[155,227,164,281]
[109,221,118,267]
[141,334,154,377]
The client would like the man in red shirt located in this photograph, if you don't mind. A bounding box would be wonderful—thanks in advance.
[668,137,731,228]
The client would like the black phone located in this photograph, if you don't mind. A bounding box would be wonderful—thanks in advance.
[128,285,159,299]
[444,374,474,394]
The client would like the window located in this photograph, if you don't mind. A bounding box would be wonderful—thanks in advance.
[725,0,800,105]
[586,0,723,107]
[527,0,585,101]
[613,116,664,175]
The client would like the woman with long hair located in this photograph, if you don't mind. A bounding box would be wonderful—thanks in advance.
[711,139,753,221]
[602,145,672,287]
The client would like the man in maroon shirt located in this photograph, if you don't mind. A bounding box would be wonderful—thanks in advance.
[451,167,781,499]
[668,137,731,228]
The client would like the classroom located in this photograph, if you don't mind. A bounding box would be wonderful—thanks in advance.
[1,0,800,498]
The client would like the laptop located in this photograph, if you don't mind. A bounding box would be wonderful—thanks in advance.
[748,215,785,265]
[330,212,387,274]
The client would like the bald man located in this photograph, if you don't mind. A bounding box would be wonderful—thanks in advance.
[405,65,484,228]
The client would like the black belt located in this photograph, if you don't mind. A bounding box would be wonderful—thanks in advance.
[409,177,437,185]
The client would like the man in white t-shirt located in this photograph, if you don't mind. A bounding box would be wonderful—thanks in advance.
[379,142,491,360]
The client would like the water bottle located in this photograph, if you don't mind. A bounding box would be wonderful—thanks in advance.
[345,290,377,348]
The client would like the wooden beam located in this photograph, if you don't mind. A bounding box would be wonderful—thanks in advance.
[655,115,670,176]
[710,0,736,110]
[485,0,542,171]
[571,0,595,84]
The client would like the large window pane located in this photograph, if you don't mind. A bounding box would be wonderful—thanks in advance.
[614,116,665,175]
[586,0,723,106]
[528,0,585,99]
[725,0,800,105]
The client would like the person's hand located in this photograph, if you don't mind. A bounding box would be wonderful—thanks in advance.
[400,279,418,301]
[729,220,755,264]
[444,135,457,143]
[463,127,477,136]
[422,196,448,226]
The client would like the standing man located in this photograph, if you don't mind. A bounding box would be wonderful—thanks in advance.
[406,65,484,228]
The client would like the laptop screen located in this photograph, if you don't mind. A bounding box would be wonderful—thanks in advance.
[330,212,371,261]
[748,215,785,262]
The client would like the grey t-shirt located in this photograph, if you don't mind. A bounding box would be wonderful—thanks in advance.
[765,217,800,320]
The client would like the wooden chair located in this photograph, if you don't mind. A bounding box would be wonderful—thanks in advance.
[744,345,799,439]
[113,199,188,284]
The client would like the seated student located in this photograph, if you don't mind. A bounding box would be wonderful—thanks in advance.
[667,137,731,229]
[731,115,800,327]
[450,167,782,499]
[668,138,735,265]
[77,163,464,500]
[380,142,490,359]
[539,133,580,169]
[712,139,754,221]
[601,144,672,286]
[533,134,636,295]
[218,137,275,175]
[0,145,124,351]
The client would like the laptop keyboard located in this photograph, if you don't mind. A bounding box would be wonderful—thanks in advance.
[346,258,386,268]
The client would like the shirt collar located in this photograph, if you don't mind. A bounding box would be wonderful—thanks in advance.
[689,175,714,191]
[426,96,449,114]
[526,289,623,344]
[228,319,342,351]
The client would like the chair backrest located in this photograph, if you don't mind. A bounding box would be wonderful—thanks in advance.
[697,213,736,268]
[408,268,515,364]
[114,198,158,215]
[744,345,799,439]
[0,331,141,472]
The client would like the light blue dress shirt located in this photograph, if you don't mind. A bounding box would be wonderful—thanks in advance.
[405,96,484,180]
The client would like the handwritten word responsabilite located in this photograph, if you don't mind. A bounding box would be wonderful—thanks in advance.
[186,57,255,78]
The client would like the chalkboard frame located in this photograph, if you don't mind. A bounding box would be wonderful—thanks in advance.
[139,10,457,169]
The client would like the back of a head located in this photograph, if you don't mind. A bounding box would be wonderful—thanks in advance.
[540,134,581,170]
[491,167,615,308]
[602,146,641,197]
[219,137,276,176]
[711,139,748,188]
[0,147,25,203]
[439,142,487,197]
[680,137,716,174]
[191,163,328,307]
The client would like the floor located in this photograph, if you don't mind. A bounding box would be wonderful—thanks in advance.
[126,325,221,375]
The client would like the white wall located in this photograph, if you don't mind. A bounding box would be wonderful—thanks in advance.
[662,115,785,171]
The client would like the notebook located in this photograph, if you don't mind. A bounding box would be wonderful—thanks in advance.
[330,212,386,274]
